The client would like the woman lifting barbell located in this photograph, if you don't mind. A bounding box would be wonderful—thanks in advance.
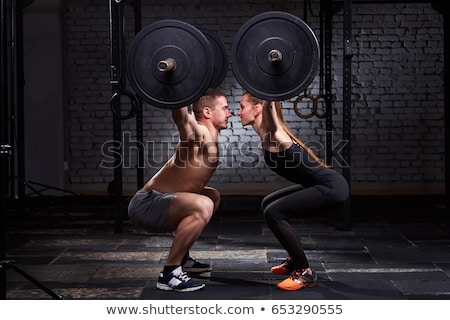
[238,92,349,291]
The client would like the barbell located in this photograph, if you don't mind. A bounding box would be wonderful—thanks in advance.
[127,20,214,109]
[232,11,320,101]
[126,11,319,109]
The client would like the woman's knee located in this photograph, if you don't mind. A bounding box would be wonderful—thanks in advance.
[327,184,349,205]
[261,195,270,212]
[263,204,285,222]
[333,174,350,202]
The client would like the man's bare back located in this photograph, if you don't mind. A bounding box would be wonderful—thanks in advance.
[143,120,219,194]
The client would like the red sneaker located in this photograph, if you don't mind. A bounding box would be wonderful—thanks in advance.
[270,257,294,275]
[277,269,319,291]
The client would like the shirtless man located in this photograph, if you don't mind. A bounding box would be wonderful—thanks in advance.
[128,88,232,292]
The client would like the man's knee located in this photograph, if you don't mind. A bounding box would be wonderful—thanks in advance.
[202,187,220,210]
[210,188,220,207]
[195,196,214,224]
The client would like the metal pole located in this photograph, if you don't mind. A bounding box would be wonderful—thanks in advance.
[441,5,450,215]
[14,0,25,202]
[133,0,144,190]
[0,0,8,299]
[109,0,124,233]
[0,145,10,299]
[324,0,333,165]
[342,0,353,230]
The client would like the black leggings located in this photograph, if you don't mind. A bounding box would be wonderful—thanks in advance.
[261,172,349,270]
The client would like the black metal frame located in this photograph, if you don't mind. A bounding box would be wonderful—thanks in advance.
[109,0,143,233]
[0,0,63,300]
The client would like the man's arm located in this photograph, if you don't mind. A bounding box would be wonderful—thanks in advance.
[172,106,198,141]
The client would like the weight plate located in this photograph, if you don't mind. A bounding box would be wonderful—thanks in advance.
[198,27,229,88]
[127,20,213,109]
[231,11,320,101]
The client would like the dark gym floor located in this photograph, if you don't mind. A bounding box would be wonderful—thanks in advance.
[2,193,450,300]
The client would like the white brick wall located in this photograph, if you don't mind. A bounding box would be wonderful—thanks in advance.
[64,1,445,195]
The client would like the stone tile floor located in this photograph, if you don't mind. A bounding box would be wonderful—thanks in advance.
[2,194,450,300]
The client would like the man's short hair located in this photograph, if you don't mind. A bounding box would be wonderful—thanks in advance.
[192,88,226,119]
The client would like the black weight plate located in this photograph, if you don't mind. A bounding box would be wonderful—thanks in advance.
[231,11,320,101]
[198,27,229,88]
[127,20,213,109]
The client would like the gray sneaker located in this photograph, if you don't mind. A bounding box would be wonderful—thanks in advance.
[156,266,205,292]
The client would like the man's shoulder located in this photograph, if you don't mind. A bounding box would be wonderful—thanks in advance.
[196,122,215,141]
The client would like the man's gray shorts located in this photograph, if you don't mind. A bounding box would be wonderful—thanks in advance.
[128,189,174,233]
